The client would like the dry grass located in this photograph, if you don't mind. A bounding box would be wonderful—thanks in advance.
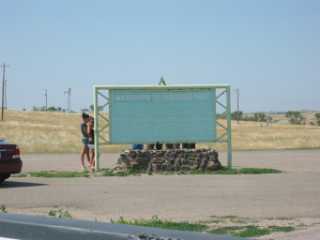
[201,120,320,151]
[0,110,320,153]
[0,111,81,153]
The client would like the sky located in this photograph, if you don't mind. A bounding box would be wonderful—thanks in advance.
[0,0,319,112]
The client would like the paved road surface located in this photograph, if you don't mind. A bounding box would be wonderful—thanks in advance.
[19,149,320,173]
[0,213,241,240]
[1,150,320,239]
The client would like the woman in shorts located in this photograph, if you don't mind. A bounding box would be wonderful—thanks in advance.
[80,113,90,171]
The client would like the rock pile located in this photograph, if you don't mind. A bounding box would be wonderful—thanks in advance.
[116,149,222,174]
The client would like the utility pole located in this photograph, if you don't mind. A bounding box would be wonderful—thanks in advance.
[1,63,9,121]
[4,78,7,110]
[44,89,48,111]
[64,88,71,112]
[235,88,240,124]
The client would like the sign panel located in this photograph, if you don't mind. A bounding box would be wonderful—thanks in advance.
[109,88,216,144]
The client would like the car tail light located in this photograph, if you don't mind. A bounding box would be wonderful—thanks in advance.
[12,148,20,159]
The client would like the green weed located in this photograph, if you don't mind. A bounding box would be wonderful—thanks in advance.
[0,205,7,213]
[113,216,295,238]
[48,208,72,219]
[112,216,208,232]
[29,171,90,178]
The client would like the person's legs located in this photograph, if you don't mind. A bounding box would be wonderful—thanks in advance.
[90,149,95,170]
[80,145,89,170]
[85,148,90,165]
[84,148,93,173]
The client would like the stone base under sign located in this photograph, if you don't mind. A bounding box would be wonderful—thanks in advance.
[115,149,222,174]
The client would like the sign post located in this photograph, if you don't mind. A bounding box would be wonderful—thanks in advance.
[226,86,232,168]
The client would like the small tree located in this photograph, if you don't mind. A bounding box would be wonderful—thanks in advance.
[46,106,64,112]
[315,113,320,126]
[231,111,243,121]
[286,111,305,125]
[47,106,57,112]
[254,112,267,122]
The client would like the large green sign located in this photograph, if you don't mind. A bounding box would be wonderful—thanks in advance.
[109,88,216,144]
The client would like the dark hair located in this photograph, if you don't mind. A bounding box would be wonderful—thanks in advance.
[82,112,89,119]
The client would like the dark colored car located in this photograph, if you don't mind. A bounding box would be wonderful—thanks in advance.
[0,139,22,184]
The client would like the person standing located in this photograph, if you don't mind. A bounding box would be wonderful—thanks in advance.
[80,113,90,171]
[87,116,95,170]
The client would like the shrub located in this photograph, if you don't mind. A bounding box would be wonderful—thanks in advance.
[254,112,267,122]
[232,111,243,121]
[0,205,7,213]
[48,208,72,219]
[315,113,320,126]
[286,111,305,125]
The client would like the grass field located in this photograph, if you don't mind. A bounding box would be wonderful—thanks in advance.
[1,110,320,153]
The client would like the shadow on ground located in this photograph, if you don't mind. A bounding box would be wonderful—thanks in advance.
[0,181,47,189]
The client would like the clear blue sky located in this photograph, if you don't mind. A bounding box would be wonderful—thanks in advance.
[1,0,319,112]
